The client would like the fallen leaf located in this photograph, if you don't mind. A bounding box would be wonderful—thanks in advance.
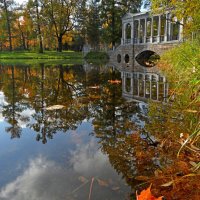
[112,186,120,191]
[46,105,65,110]
[136,184,163,200]
[88,86,100,89]
[161,180,174,187]
[97,178,109,187]
[108,80,121,84]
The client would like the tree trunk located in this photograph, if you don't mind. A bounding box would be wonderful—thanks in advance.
[3,0,12,51]
[36,0,43,53]
[21,31,26,50]
[111,0,115,49]
[57,36,63,52]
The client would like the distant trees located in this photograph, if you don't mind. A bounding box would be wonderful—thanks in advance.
[0,0,143,51]
[0,0,15,51]
[100,0,142,48]
[42,0,79,52]
[151,0,200,36]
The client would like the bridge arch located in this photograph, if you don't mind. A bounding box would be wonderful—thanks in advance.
[135,50,160,67]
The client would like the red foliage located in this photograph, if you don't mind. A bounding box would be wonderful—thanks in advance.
[136,185,163,200]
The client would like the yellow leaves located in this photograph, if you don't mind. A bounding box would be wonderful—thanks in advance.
[136,185,163,200]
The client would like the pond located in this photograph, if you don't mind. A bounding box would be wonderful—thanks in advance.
[0,63,169,200]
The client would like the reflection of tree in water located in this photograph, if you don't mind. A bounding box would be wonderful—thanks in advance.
[2,65,23,138]
[87,69,160,194]
[91,69,138,136]
[28,64,88,143]
[0,64,89,142]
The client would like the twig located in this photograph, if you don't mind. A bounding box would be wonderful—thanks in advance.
[88,177,95,200]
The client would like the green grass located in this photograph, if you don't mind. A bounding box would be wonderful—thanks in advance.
[0,50,83,60]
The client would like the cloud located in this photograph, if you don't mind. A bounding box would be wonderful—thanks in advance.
[0,157,75,200]
[70,139,112,177]
[0,140,128,200]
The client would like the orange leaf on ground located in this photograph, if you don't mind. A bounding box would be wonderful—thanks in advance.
[136,185,163,200]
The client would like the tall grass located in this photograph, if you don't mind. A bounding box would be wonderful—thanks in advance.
[146,40,200,155]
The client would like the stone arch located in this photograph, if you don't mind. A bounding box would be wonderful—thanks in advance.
[135,50,160,67]
[117,54,121,63]
[125,54,130,63]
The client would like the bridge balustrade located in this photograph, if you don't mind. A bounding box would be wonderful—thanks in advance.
[121,71,168,102]
[122,11,183,46]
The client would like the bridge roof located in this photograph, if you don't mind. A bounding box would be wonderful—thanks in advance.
[122,11,149,20]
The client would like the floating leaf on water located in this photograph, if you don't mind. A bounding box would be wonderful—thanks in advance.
[135,175,149,181]
[97,178,109,187]
[88,86,100,89]
[46,105,65,110]
[108,80,121,84]
[112,186,120,191]
[78,176,88,183]
[161,180,174,187]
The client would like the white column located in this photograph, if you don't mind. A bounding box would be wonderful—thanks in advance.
[137,73,140,96]
[123,23,126,44]
[164,14,168,42]
[168,14,172,41]
[130,75,134,95]
[150,17,154,43]
[138,19,141,43]
[150,79,152,99]
[144,18,147,43]
[179,19,184,41]
[143,78,146,97]
[157,15,161,43]
[122,72,126,92]
[156,80,159,100]
[131,21,134,44]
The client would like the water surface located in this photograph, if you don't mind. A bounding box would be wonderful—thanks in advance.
[0,63,163,200]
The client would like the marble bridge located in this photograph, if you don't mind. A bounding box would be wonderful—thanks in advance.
[109,11,183,72]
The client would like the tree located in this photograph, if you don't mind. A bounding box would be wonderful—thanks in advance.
[42,0,79,52]
[26,0,44,52]
[100,0,142,48]
[151,0,200,36]
[0,0,15,51]
[85,0,100,50]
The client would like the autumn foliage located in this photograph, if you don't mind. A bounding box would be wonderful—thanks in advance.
[136,185,163,200]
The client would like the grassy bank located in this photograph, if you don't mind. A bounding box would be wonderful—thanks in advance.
[0,51,83,60]
[141,41,200,199]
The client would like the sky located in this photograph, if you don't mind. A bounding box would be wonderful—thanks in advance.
[15,0,27,4]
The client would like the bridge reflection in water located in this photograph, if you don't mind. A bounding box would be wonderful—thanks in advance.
[121,71,168,102]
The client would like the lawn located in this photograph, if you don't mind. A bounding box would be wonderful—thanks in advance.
[0,51,83,60]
